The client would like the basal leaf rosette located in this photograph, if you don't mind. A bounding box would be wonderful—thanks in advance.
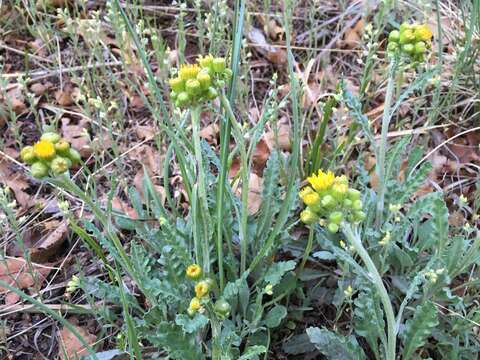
[387,23,433,62]
[169,54,232,108]
[299,170,365,233]
[20,131,82,178]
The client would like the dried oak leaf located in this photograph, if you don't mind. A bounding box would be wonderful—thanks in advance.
[0,257,51,296]
[0,157,33,211]
[61,117,91,158]
[58,322,96,360]
[247,27,287,66]
[15,221,69,263]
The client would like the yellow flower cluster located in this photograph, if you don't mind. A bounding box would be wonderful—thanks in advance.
[169,54,232,108]
[185,264,211,316]
[20,132,82,178]
[387,23,433,62]
[299,170,365,233]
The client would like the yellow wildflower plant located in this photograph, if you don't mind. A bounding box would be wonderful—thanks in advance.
[194,280,210,298]
[21,131,82,178]
[169,54,232,108]
[186,264,202,280]
[387,22,433,62]
[300,170,366,232]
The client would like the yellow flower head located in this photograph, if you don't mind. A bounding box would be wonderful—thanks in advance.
[415,24,433,42]
[303,192,320,206]
[198,54,214,68]
[179,64,201,81]
[189,297,201,312]
[194,280,210,298]
[299,187,314,201]
[307,170,335,192]
[186,264,202,280]
[332,183,348,195]
[33,140,55,160]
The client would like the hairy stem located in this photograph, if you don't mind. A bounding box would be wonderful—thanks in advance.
[342,223,396,360]
[191,106,210,274]
[375,57,398,227]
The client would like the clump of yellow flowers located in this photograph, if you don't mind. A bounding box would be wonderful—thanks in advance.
[299,170,365,233]
[185,263,231,319]
[20,131,81,178]
[169,54,232,108]
[387,23,433,61]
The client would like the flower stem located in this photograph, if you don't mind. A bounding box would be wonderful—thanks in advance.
[375,57,398,227]
[191,106,210,274]
[342,223,396,360]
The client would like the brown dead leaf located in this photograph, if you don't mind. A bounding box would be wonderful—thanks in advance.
[252,139,271,174]
[0,157,32,210]
[247,173,263,214]
[28,38,47,57]
[135,125,157,140]
[55,84,75,106]
[129,145,164,177]
[30,83,48,96]
[199,123,220,144]
[0,257,51,295]
[2,87,27,115]
[247,27,287,66]
[61,117,91,158]
[58,323,96,360]
[264,124,291,151]
[112,196,138,219]
[16,221,68,263]
[340,19,364,49]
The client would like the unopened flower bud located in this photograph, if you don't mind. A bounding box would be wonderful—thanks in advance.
[20,146,36,164]
[67,148,82,165]
[40,132,61,144]
[321,194,335,208]
[176,92,190,107]
[388,30,400,43]
[31,162,49,178]
[212,57,226,73]
[414,41,426,54]
[51,156,71,175]
[206,87,219,100]
[197,70,211,90]
[55,140,70,156]
[329,211,343,225]
[185,79,202,96]
[327,222,339,233]
[402,43,415,54]
[352,199,363,211]
[169,77,185,93]
[300,208,318,225]
[399,29,415,44]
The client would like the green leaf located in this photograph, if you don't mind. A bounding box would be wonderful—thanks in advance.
[401,300,439,360]
[175,313,209,334]
[354,283,386,359]
[223,271,250,301]
[264,260,296,286]
[238,346,267,360]
[307,327,366,360]
[264,305,287,328]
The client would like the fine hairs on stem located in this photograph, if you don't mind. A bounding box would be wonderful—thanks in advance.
[342,223,397,360]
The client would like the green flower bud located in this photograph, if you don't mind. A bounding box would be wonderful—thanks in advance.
[197,71,211,90]
[402,43,415,55]
[214,299,231,318]
[353,211,366,222]
[321,194,335,208]
[198,54,214,69]
[51,156,71,175]
[206,87,219,100]
[300,208,319,225]
[170,91,178,101]
[67,148,82,165]
[20,146,37,164]
[169,77,185,93]
[329,211,343,225]
[31,162,49,178]
[185,79,202,96]
[55,140,70,156]
[399,29,415,44]
[327,222,339,233]
[343,198,353,209]
[347,188,361,201]
[399,23,411,32]
[388,30,400,43]
[224,68,233,79]
[387,42,399,53]
[414,41,426,54]
[352,199,363,211]
[41,132,61,144]
[176,92,190,107]
[212,58,226,73]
